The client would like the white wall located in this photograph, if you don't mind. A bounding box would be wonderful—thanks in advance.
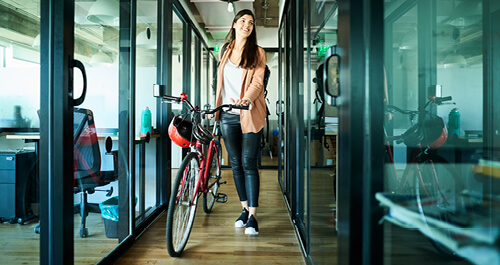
[437,67,483,133]
[256,26,279,48]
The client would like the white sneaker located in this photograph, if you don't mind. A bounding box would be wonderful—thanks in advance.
[234,208,249,228]
[244,215,259,235]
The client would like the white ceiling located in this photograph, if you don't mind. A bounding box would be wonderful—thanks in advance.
[192,0,254,42]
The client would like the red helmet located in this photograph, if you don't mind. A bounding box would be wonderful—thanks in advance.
[168,116,195,148]
[403,116,447,149]
[426,118,448,149]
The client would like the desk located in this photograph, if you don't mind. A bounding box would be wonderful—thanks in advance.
[2,132,160,221]
[4,132,160,141]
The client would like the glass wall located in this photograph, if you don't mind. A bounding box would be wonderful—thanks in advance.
[277,26,286,190]
[208,52,216,109]
[171,10,184,169]
[190,32,197,104]
[0,0,41,263]
[201,47,208,109]
[381,0,496,264]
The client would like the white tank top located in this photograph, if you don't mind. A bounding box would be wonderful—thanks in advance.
[222,59,243,115]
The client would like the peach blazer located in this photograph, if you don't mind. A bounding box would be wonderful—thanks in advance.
[215,42,267,133]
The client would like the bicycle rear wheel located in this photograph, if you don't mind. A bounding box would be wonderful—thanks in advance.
[412,154,463,258]
[203,141,222,213]
[166,152,200,257]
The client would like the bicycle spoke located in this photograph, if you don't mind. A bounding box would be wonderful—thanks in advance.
[166,152,200,257]
[203,142,221,213]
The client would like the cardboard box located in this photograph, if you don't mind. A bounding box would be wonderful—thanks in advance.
[310,136,336,166]
[220,138,230,166]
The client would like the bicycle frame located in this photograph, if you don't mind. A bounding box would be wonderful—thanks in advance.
[190,122,221,204]
[385,96,453,203]
[174,123,221,206]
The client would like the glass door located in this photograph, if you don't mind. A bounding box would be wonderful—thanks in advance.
[73,0,129,261]
[308,1,338,263]
[135,0,159,224]
[277,26,286,191]
[0,0,41,263]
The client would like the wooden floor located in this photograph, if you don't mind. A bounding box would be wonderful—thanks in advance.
[0,163,471,265]
[115,169,305,265]
[0,210,121,264]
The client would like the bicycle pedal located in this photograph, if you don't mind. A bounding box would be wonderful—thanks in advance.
[220,181,227,185]
[216,193,228,203]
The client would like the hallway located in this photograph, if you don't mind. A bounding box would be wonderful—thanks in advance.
[115,169,305,265]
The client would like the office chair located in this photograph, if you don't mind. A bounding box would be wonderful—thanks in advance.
[73,108,118,238]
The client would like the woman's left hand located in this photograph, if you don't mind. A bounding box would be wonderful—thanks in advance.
[231,98,251,107]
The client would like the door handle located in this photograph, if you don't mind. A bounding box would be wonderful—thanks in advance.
[276,100,284,116]
[72,59,87,106]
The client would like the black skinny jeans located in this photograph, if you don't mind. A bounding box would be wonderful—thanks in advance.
[220,112,262,207]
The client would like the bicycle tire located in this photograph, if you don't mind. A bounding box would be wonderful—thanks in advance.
[203,141,222,213]
[411,154,464,258]
[166,152,200,257]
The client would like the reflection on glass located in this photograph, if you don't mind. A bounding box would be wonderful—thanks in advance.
[381,1,492,264]
[262,52,278,167]
[302,1,310,237]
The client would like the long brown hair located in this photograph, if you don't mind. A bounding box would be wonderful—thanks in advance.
[224,9,259,69]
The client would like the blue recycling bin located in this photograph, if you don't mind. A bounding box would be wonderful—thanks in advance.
[99,196,137,238]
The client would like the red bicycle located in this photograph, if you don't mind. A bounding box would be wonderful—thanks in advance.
[383,96,466,257]
[162,93,248,257]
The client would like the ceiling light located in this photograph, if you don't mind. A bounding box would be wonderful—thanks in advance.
[87,0,119,26]
[398,28,417,50]
[447,0,481,27]
[32,34,40,48]
[442,52,467,68]
[90,49,113,65]
[137,27,157,49]
[220,0,239,13]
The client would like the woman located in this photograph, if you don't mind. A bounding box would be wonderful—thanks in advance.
[215,9,267,235]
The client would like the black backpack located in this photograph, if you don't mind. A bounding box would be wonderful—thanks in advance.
[219,43,271,148]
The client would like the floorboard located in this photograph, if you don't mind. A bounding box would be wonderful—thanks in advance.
[114,169,306,265]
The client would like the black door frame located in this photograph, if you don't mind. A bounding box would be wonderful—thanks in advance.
[336,0,385,264]
[39,0,75,263]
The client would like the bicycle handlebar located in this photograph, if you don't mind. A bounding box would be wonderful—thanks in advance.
[162,95,183,104]
[201,104,250,115]
[162,94,250,116]
[432,96,452,104]
[386,96,453,115]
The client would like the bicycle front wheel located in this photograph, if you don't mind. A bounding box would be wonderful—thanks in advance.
[166,152,200,257]
[203,141,222,213]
